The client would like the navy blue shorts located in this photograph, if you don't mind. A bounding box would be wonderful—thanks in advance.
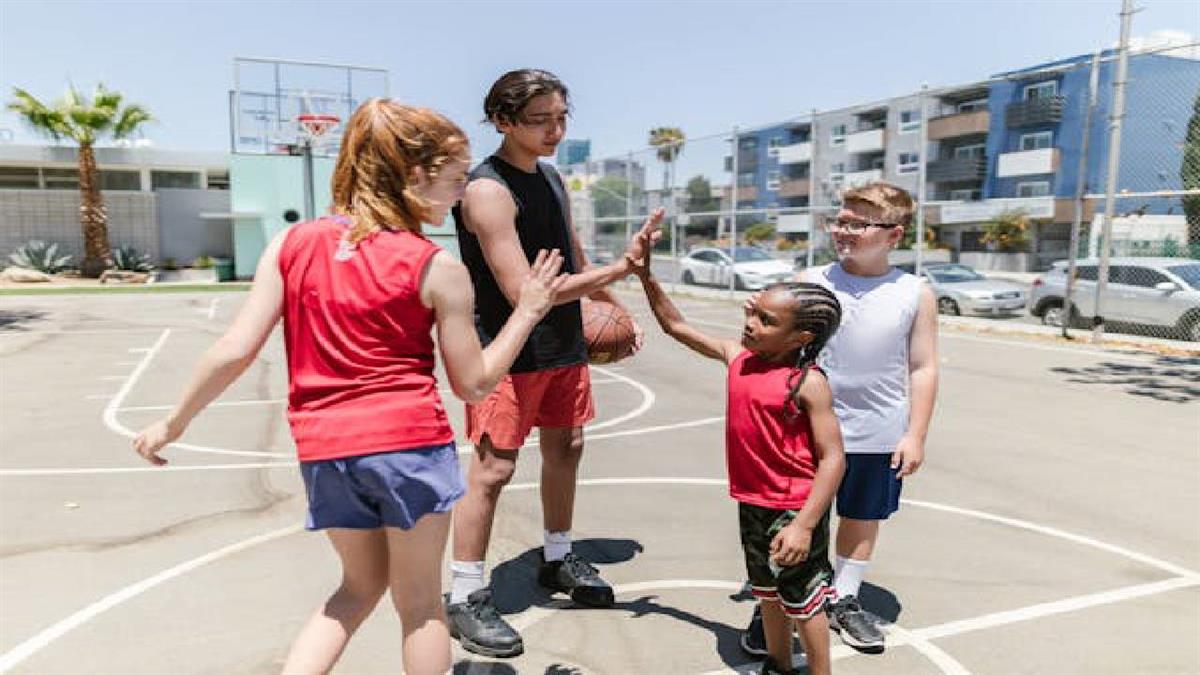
[836,453,903,521]
[300,443,465,531]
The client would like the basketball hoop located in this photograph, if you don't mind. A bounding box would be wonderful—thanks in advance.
[296,113,340,146]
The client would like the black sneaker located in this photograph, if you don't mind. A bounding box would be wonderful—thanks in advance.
[537,552,615,607]
[740,604,768,657]
[445,589,524,658]
[759,655,800,675]
[828,595,885,653]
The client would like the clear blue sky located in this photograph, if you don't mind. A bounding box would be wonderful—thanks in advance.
[2,0,1197,162]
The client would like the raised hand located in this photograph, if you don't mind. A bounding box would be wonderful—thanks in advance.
[624,208,665,270]
[516,249,567,319]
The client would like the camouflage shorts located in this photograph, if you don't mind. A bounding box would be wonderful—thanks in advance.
[738,502,836,619]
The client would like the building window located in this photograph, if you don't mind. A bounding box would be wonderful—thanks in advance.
[1017,181,1050,197]
[766,170,781,190]
[957,98,989,113]
[953,143,986,160]
[870,155,886,170]
[740,137,759,151]
[897,152,920,174]
[206,171,230,190]
[830,124,847,146]
[1023,80,1058,101]
[949,188,982,201]
[99,170,141,191]
[737,172,756,187]
[1019,131,1053,151]
[151,171,202,190]
[899,110,921,134]
[43,168,80,189]
[0,166,39,189]
[767,137,784,156]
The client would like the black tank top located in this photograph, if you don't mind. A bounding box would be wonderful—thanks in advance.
[453,155,586,374]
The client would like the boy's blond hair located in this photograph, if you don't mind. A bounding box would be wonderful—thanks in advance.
[842,181,914,226]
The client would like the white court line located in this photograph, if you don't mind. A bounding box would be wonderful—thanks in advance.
[0,329,165,337]
[0,524,302,674]
[3,479,1196,673]
[100,376,128,381]
[102,330,288,460]
[0,462,297,477]
[587,365,655,432]
[117,399,286,413]
[1,417,724,477]
[205,299,218,320]
[916,576,1200,642]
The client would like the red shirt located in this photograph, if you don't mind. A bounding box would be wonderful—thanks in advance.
[278,217,454,461]
[726,350,819,510]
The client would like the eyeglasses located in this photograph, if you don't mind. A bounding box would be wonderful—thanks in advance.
[518,113,569,129]
[824,217,902,233]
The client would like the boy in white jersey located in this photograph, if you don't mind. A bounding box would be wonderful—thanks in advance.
[742,181,938,655]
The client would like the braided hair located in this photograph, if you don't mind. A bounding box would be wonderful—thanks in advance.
[767,282,842,419]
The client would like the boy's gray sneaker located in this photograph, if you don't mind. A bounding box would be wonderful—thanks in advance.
[828,595,885,653]
[445,589,524,658]
[740,604,768,656]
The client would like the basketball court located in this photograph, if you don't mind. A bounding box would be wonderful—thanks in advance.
[1,288,1197,674]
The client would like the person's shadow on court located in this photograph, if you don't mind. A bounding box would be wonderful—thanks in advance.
[489,538,644,615]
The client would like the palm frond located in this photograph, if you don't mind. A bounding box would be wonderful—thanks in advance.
[92,83,123,113]
[7,88,71,141]
[112,105,152,139]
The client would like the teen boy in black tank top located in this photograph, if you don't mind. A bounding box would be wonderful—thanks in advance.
[446,69,663,658]
[455,154,586,373]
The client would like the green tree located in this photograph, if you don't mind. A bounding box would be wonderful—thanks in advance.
[590,175,642,219]
[684,175,720,230]
[1182,92,1200,254]
[981,210,1032,252]
[648,127,686,210]
[8,84,152,277]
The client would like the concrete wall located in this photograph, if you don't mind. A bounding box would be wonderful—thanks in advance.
[156,189,233,264]
[0,189,157,261]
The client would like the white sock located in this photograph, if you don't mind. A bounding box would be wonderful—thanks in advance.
[543,530,572,562]
[450,560,485,605]
[835,554,847,578]
[834,557,869,600]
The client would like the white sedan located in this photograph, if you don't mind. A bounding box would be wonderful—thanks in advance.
[680,247,796,290]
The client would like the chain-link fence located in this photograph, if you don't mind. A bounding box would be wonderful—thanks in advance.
[562,33,1200,344]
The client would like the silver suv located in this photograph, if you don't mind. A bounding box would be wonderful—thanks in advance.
[1029,257,1200,341]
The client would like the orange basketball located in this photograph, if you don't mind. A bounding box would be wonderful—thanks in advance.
[581,300,637,364]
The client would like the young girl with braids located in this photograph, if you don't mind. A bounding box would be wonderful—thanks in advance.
[633,257,846,675]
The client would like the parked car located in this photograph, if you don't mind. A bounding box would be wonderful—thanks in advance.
[1029,257,1200,341]
[898,262,1027,316]
[680,246,795,290]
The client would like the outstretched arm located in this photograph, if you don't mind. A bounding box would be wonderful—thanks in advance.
[133,229,288,465]
[635,265,740,365]
[461,178,662,306]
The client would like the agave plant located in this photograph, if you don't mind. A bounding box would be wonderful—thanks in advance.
[8,240,73,274]
[112,245,154,272]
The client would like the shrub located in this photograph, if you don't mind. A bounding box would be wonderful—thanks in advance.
[8,240,73,274]
[192,255,215,269]
[112,245,155,272]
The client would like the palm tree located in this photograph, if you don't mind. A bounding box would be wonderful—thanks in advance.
[8,84,152,277]
[648,127,686,213]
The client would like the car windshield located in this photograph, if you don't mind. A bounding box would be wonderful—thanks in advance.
[927,264,985,283]
[1167,263,1200,290]
[733,247,773,262]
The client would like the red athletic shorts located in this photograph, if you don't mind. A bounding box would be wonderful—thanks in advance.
[465,363,595,450]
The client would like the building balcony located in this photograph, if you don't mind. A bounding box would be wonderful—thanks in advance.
[776,213,813,234]
[996,148,1059,177]
[927,157,988,182]
[778,178,810,198]
[777,142,812,165]
[845,128,884,155]
[1004,96,1065,128]
[843,169,883,187]
[733,185,757,201]
[928,109,991,140]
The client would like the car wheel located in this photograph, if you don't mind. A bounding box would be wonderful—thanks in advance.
[682,270,696,285]
[734,274,746,291]
[1180,314,1200,342]
[937,297,960,316]
[1041,302,1065,327]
